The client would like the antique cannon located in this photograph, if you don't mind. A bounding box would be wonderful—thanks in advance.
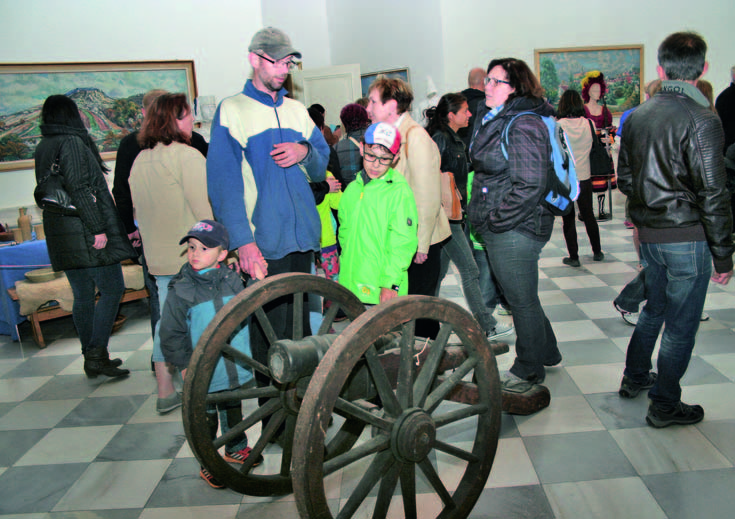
[182,273,549,518]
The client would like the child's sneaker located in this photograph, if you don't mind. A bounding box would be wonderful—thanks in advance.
[200,468,224,489]
[224,446,264,466]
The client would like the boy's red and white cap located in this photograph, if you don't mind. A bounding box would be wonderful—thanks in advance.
[179,220,230,250]
[364,122,401,155]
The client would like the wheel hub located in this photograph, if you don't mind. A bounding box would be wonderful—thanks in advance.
[391,408,436,463]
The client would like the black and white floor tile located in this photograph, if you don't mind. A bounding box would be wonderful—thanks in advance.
[1,199,734,518]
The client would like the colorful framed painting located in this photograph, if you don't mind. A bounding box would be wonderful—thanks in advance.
[534,45,643,114]
[0,61,197,171]
[360,68,410,98]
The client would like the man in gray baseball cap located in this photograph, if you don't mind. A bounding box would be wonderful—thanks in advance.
[248,26,302,61]
[206,26,329,415]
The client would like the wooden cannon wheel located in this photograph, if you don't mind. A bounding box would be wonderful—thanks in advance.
[292,296,502,519]
[182,273,365,496]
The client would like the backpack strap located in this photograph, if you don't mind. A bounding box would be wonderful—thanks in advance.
[500,111,538,160]
[587,119,602,147]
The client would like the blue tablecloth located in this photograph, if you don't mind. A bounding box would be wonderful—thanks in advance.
[0,240,51,340]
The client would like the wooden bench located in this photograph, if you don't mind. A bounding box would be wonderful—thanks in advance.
[7,286,149,348]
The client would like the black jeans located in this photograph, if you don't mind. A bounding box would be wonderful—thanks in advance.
[562,179,601,258]
[249,251,314,431]
[408,241,445,339]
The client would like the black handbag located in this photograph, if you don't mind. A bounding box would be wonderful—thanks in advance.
[34,154,79,216]
[588,120,616,192]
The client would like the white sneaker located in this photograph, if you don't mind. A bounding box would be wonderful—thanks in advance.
[499,370,533,393]
[497,306,512,316]
[487,321,514,340]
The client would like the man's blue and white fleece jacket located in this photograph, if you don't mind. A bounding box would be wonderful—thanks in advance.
[160,263,251,393]
[206,80,329,260]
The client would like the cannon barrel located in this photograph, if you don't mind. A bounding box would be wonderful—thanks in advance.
[269,335,338,383]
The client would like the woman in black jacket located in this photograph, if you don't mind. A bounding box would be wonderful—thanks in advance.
[34,95,135,378]
[467,58,561,392]
[426,93,513,340]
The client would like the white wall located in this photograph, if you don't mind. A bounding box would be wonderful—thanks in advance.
[262,0,332,68]
[327,0,446,110]
[439,0,734,96]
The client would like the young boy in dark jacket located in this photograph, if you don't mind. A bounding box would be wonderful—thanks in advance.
[159,220,261,488]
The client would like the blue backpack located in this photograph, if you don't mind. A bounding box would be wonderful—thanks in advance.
[500,112,579,216]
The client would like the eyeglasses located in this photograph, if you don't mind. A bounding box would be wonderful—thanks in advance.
[363,151,394,166]
[484,77,512,87]
[258,53,297,71]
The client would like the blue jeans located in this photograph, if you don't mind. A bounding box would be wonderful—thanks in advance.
[138,251,160,340]
[439,223,497,332]
[152,274,174,363]
[480,230,560,380]
[65,263,125,356]
[473,247,499,310]
[623,241,712,408]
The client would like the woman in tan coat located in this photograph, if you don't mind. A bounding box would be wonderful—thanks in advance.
[367,77,450,338]
[130,93,213,413]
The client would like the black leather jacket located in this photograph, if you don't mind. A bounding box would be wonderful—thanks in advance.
[618,88,734,273]
[432,127,470,206]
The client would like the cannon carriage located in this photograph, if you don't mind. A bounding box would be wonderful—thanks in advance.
[182,273,549,518]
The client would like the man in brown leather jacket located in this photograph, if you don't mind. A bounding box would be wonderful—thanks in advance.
[617,31,734,428]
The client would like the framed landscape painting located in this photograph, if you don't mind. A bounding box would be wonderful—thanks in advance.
[0,61,197,171]
[360,68,410,98]
[534,45,643,115]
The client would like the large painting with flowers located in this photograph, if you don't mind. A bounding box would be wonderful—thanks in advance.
[534,45,643,115]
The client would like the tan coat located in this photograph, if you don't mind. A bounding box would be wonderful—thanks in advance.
[395,114,450,253]
[130,142,213,276]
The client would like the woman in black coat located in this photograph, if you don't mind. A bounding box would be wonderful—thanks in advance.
[34,95,135,378]
[467,58,561,391]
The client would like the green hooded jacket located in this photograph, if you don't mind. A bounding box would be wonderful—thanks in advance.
[338,167,418,304]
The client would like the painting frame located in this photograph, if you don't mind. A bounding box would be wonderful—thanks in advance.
[0,60,198,171]
[534,45,643,116]
[360,67,410,98]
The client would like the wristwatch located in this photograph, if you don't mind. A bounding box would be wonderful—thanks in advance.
[391,284,400,292]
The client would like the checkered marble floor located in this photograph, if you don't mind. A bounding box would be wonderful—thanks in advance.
[1,199,734,518]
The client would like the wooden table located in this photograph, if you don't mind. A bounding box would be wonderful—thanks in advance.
[9,263,149,348]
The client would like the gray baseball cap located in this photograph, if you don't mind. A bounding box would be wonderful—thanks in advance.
[248,27,302,61]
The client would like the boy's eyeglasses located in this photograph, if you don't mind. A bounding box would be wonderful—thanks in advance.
[364,151,394,166]
[484,77,511,87]
[258,53,297,71]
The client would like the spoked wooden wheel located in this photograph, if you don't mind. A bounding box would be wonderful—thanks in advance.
[292,296,502,518]
[183,273,365,496]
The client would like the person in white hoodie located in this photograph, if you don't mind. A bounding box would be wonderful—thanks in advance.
[557,89,603,267]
